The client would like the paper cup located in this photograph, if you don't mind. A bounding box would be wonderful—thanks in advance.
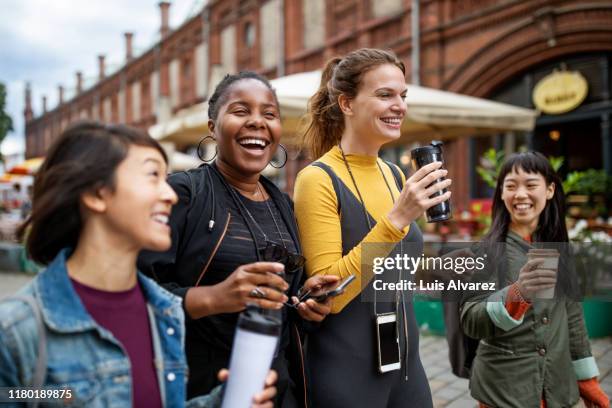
[527,250,559,299]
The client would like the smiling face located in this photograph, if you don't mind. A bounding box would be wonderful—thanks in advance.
[501,167,555,233]
[209,78,281,176]
[342,63,407,145]
[97,145,177,252]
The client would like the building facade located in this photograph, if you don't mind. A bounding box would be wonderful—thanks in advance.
[24,0,612,210]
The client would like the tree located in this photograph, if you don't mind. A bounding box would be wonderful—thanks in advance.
[0,82,14,162]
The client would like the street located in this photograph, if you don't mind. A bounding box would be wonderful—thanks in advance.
[1,271,611,407]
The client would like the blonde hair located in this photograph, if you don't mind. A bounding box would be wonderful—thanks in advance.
[300,48,405,159]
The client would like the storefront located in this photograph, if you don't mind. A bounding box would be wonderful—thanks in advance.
[471,53,612,199]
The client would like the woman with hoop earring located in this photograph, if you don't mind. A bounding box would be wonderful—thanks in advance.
[139,71,339,407]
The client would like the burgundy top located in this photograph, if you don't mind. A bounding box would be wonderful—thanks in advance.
[71,278,162,408]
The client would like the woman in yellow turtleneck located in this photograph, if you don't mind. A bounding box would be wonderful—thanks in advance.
[295,145,409,313]
[293,48,452,408]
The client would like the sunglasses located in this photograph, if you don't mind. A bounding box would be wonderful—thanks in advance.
[259,241,306,273]
[258,241,306,309]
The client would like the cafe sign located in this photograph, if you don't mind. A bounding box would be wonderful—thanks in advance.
[532,70,588,114]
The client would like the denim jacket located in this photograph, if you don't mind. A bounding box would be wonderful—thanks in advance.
[0,249,222,407]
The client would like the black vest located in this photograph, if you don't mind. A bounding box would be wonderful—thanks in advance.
[305,161,431,407]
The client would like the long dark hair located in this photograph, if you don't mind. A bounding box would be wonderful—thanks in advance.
[300,48,405,160]
[18,121,168,265]
[483,151,568,244]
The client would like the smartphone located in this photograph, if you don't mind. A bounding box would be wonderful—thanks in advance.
[302,274,356,303]
[376,313,401,373]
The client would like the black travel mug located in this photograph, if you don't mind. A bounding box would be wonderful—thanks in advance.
[410,141,452,223]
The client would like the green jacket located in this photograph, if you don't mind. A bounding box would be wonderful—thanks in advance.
[460,232,598,408]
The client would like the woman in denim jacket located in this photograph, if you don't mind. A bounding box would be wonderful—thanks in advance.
[0,122,276,407]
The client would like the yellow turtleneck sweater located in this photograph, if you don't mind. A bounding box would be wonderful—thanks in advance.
[293,146,409,313]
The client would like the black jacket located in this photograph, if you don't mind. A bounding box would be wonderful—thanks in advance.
[138,163,304,302]
[138,163,308,407]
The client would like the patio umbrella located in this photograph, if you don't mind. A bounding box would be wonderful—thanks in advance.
[149,70,538,147]
[170,151,201,172]
[7,157,44,175]
[0,173,24,183]
[149,102,209,147]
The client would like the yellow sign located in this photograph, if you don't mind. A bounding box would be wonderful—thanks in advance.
[532,70,588,114]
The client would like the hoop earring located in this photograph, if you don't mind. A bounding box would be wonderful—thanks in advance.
[197,136,217,162]
[270,144,288,168]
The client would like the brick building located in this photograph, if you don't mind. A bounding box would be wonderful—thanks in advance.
[24,0,612,210]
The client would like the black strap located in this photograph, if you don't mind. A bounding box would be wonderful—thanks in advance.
[383,160,404,191]
[185,170,197,207]
[175,168,206,263]
[312,160,404,214]
[9,295,47,408]
[311,162,343,214]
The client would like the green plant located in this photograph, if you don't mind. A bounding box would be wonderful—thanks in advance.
[548,156,564,172]
[563,169,612,218]
[563,169,612,196]
[476,148,505,188]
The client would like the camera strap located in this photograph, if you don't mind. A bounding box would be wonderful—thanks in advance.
[338,144,406,376]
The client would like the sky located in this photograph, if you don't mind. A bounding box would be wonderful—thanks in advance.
[0,0,202,157]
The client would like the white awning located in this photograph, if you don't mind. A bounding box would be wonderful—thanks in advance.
[149,102,209,146]
[169,151,201,171]
[150,70,538,146]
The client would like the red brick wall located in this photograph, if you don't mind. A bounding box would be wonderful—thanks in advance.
[25,0,612,210]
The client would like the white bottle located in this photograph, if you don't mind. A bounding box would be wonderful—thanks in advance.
[221,307,280,408]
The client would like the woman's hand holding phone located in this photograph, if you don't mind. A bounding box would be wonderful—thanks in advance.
[291,275,340,322]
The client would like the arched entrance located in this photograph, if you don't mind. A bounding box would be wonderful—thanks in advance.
[443,3,612,198]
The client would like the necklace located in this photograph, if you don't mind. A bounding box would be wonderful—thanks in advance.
[337,144,396,211]
[233,184,261,201]
[257,183,286,248]
[232,183,285,248]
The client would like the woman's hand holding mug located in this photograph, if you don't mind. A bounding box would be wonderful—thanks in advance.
[388,161,452,230]
[515,259,556,300]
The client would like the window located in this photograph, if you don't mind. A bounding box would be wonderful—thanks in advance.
[303,0,324,49]
[244,22,255,48]
[181,58,193,104]
[372,0,403,18]
[260,0,279,69]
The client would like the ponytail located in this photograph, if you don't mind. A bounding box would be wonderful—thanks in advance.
[301,57,344,160]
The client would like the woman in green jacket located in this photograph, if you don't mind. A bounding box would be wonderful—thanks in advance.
[460,151,609,408]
